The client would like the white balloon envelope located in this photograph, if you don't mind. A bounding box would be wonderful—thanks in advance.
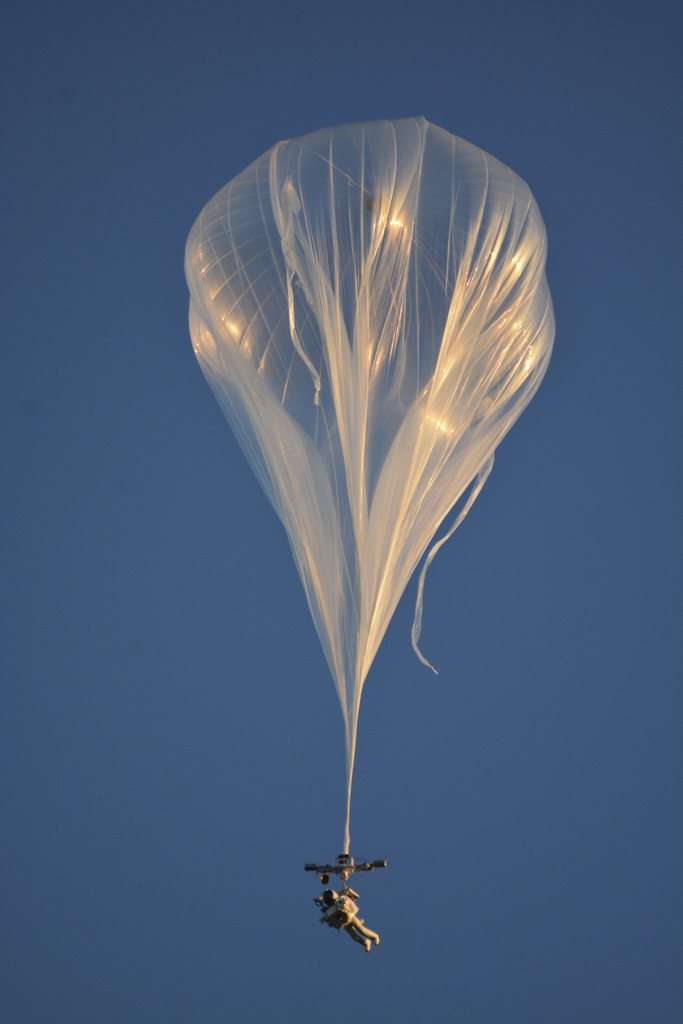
[185,117,554,850]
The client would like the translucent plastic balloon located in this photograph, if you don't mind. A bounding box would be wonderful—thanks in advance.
[185,117,554,850]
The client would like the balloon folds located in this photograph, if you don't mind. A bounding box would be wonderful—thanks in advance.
[185,118,554,851]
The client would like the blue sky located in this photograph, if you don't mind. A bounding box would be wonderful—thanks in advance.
[2,1,681,1021]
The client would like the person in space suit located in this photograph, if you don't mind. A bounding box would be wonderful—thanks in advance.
[314,888,380,952]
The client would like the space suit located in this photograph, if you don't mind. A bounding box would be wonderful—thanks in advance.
[316,889,380,952]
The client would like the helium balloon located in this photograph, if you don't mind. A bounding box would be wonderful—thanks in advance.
[185,117,554,851]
